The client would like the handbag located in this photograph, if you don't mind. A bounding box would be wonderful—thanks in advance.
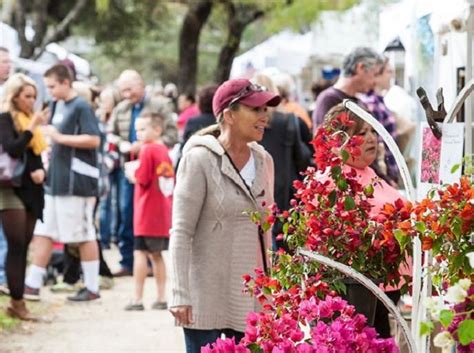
[0,145,26,187]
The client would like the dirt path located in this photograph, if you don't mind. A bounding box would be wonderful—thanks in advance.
[0,249,185,353]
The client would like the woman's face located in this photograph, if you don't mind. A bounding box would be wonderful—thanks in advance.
[345,123,378,169]
[230,104,269,142]
[13,85,36,115]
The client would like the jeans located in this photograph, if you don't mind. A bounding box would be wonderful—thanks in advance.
[183,328,244,353]
[99,169,121,247]
[117,169,134,271]
[0,221,6,284]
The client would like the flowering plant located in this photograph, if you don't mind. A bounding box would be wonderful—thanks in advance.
[395,176,474,349]
[203,255,399,353]
[397,176,474,285]
[425,279,474,352]
[277,113,410,289]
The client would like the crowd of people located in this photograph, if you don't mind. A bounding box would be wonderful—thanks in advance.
[0,45,414,352]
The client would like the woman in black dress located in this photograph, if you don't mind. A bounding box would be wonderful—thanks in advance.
[0,73,48,320]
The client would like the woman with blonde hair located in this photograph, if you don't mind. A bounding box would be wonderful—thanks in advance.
[0,73,48,320]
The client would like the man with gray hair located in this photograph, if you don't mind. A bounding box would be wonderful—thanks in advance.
[108,69,178,276]
[312,47,384,131]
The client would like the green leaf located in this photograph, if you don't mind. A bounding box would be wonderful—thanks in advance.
[439,213,448,225]
[341,149,350,163]
[420,321,434,336]
[452,217,462,239]
[282,222,289,235]
[451,163,461,174]
[428,189,436,199]
[363,184,374,197]
[261,222,271,232]
[337,178,348,191]
[415,221,426,232]
[344,196,356,210]
[439,310,454,328]
[248,343,263,353]
[331,165,341,178]
[394,229,409,250]
[457,319,474,345]
[328,190,337,207]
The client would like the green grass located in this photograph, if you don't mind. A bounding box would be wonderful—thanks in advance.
[0,296,19,332]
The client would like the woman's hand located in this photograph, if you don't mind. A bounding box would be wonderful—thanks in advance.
[169,305,194,326]
[30,169,45,184]
[28,108,50,131]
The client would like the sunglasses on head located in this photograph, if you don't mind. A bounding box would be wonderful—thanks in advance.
[227,83,267,107]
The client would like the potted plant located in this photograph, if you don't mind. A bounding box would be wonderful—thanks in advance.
[396,176,474,351]
[272,114,412,323]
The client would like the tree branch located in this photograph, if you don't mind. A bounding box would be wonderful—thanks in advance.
[33,0,89,59]
[214,2,264,83]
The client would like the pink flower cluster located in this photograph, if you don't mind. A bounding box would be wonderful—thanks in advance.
[420,127,441,184]
[202,296,399,353]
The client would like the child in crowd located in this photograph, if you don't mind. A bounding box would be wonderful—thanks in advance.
[124,112,174,311]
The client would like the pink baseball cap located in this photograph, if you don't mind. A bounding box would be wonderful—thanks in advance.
[212,78,281,117]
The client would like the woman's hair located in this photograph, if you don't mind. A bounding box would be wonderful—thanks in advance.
[322,103,366,136]
[2,73,37,115]
[216,101,240,124]
[252,74,281,120]
[252,73,279,94]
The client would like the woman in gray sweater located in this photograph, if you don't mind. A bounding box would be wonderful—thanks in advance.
[169,78,280,353]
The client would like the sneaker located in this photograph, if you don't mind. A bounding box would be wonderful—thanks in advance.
[67,288,100,302]
[99,277,114,290]
[50,282,77,293]
[24,285,40,301]
[151,301,167,310]
[124,302,145,311]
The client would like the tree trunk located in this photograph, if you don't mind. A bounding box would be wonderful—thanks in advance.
[13,0,33,58]
[214,2,264,84]
[177,0,213,96]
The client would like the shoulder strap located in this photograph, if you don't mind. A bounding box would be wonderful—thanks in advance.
[222,149,269,275]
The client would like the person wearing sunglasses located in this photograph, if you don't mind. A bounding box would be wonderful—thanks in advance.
[169,78,280,352]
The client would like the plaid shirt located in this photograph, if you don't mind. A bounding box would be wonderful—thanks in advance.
[360,91,399,185]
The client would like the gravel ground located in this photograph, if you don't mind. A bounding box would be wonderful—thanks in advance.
[0,248,185,353]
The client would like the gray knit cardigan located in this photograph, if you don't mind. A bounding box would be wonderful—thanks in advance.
[169,134,274,332]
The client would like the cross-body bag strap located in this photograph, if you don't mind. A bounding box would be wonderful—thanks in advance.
[222,148,269,275]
